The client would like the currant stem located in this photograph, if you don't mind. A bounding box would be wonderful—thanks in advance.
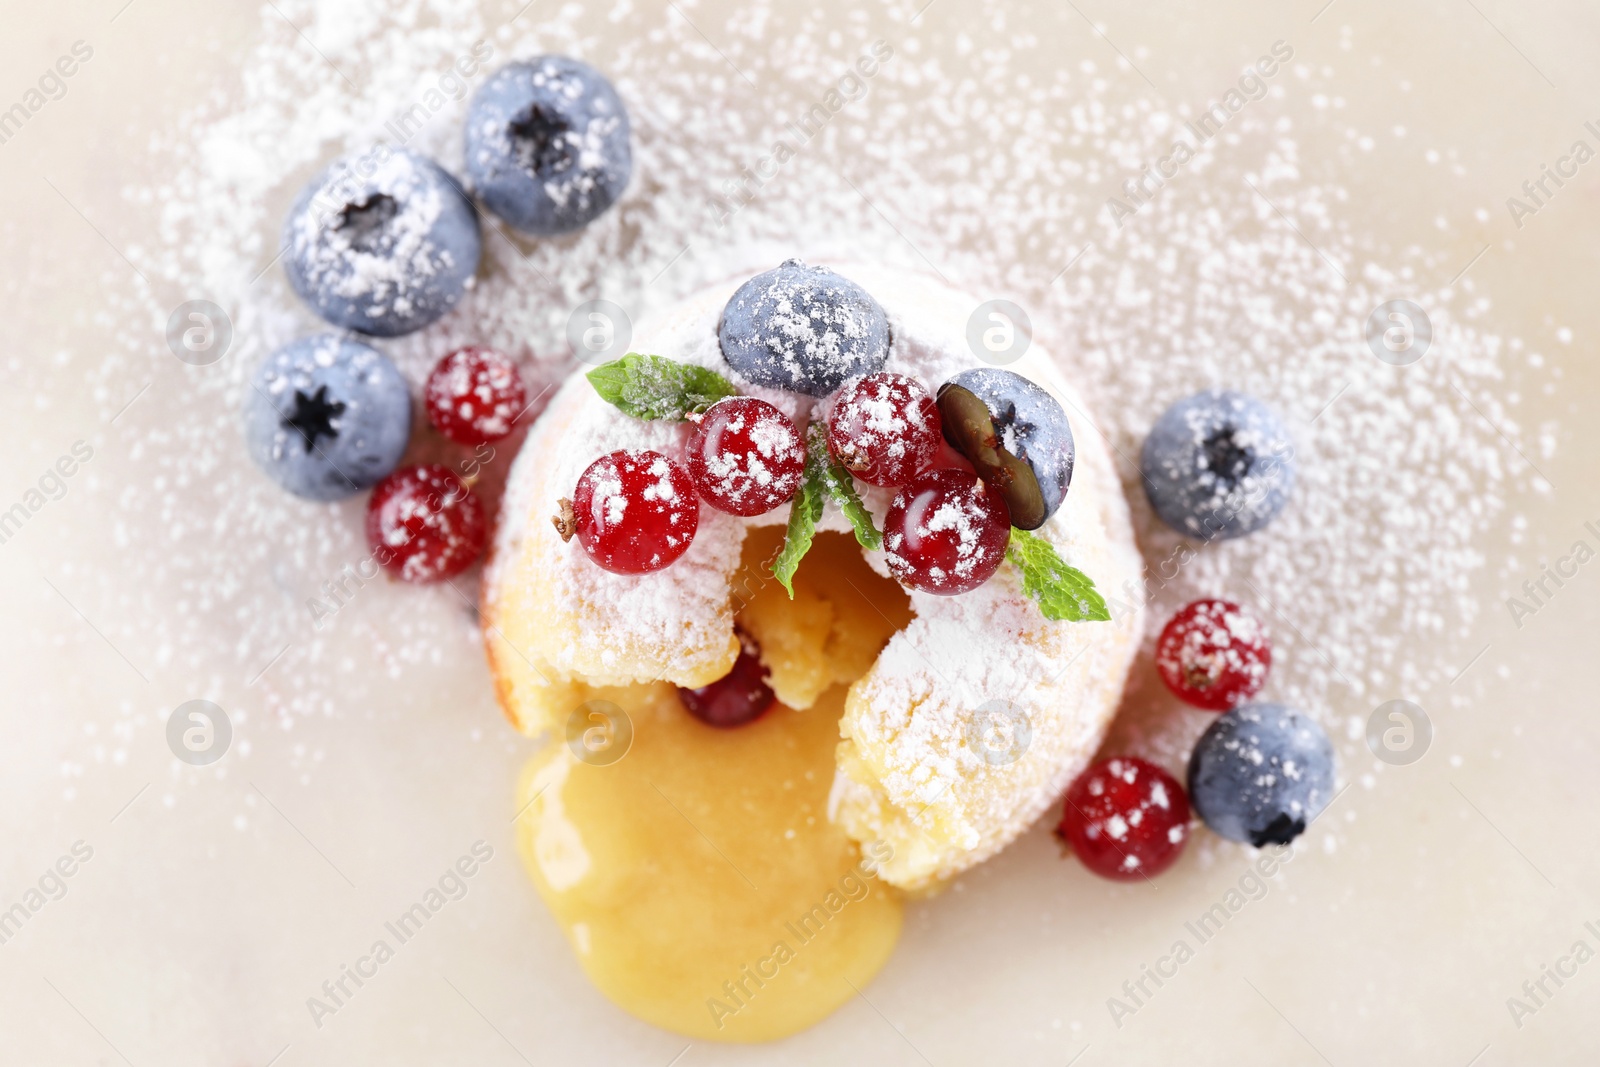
[552,498,578,541]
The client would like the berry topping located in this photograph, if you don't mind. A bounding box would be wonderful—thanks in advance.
[1056,757,1191,881]
[365,465,487,583]
[1140,389,1295,541]
[685,397,805,516]
[677,633,776,728]
[936,368,1074,531]
[1156,599,1271,711]
[559,449,698,575]
[884,468,1011,595]
[244,335,412,501]
[827,372,942,487]
[1187,703,1336,847]
[464,56,632,236]
[424,347,528,445]
[718,259,890,397]
[282,147,482,337]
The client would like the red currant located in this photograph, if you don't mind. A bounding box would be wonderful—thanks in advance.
[560,450,699,575]
[685,397,805,516]
[1057,757,1190,881]
[1156,598,1271,711]
[884,468,1011,595]
[424,346,527,445]
[365,464,487,583]
[677,632,775,728]
[827,372,942,487]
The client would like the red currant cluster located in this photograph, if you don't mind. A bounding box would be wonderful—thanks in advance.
[363,347,528,584]
[557,369,1012,732]
[1055,598,1272,881]
[556,275,1104,737]
[555,393,805,575]
[560,371,1016,594]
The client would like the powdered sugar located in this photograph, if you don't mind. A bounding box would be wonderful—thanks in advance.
[78,0,1545,865]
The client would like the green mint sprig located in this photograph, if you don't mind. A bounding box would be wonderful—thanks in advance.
[586,353,737,421]
[813,424,882,551]
[771,424,884,597]
[772,435,826,597]
[1006,527,1110,622]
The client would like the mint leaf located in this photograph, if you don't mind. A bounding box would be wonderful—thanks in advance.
[586,353,737,421]
[812,424,882,551]
[1006,528,1110,622]
[770,425,882,596]
[771,439,827,598]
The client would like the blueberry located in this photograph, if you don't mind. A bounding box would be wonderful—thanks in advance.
[283,147,481,338]
[464,56,632,236]
[936,369,1074,530]
[245,335,412,501]
[1140,389,1294,540]
[1187,703,1336,847]
[718,260,890,397]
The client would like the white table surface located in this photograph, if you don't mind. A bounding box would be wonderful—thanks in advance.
[3,1,1599,1064]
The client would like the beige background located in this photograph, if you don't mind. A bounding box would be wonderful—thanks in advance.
[2,0,1599,1064]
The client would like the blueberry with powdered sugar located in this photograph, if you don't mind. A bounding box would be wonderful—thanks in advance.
[718,260,891,397]
[1140,389,1294,540]
[936,367,1074,531]
[1187,703,1335,847]
[464,56,632,236]
[244,335,412,501]
[282,147,481,338]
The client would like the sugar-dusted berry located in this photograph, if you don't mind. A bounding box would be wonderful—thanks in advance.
[1057,756,1190,881]
[884,468,1011,595]
[827,372,942,488]
[685,397,805,516]
[366,465,487,583]
[424,346,527,445]
[559,449,698,575]
[1156,598,1271,711]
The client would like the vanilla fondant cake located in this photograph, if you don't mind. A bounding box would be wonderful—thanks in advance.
[483,264,1144,891]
